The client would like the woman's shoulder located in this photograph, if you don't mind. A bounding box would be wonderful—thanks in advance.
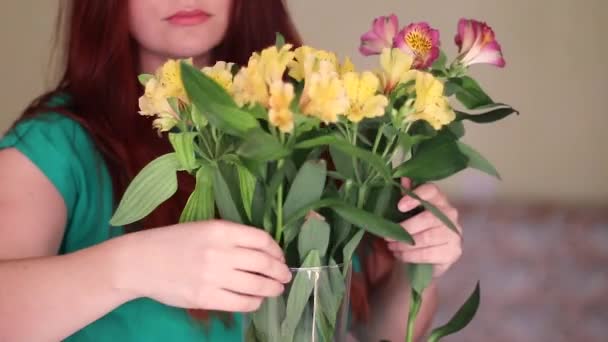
[0,96,107,219]
[1,95,97,159]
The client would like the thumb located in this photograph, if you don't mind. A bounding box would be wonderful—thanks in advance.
[401,177,412,189]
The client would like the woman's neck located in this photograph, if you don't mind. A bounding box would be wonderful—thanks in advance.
[139,48,212,74]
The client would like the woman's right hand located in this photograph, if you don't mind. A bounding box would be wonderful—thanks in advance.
[114,220,292,312]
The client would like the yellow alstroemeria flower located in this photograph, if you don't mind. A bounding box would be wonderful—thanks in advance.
[232,45,294,108]
[343,71,388,123]
[407,72,455,130]
[156,59,190,101]
[232,57,269,108]
[202,61,234,93]
[339,57,356,76]
[379,48,417,94]
[300,61,349,123]
[268,81,295,133]
[138,78,179,132]
[257,44,295,84]
[288,46,339,81]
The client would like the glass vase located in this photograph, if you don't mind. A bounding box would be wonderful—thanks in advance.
[243,263,352,342]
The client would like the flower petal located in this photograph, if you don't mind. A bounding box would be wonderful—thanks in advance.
[470,41,506,67]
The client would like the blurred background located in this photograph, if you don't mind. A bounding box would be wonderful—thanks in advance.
[2,0,607,341]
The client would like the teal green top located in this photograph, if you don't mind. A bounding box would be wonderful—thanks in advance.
[0,107,242,341]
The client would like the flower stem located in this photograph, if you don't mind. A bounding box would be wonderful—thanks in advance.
[356,185,367,209]
[405,290,422,342]
[371,124,385,155]
[381,135,397,159]
[274,159,285,243]
[352,123,362,184]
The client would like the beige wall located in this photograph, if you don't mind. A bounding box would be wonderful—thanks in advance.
[2,0,607,204]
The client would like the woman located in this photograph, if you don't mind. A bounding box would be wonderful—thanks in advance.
[0,1,463,341]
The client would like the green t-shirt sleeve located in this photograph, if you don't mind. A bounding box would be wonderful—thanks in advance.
[0,113,93,219]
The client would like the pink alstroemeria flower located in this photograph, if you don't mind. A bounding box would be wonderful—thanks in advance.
[359,14,399,56]
[394,22,441,70]
[455,19,506,67]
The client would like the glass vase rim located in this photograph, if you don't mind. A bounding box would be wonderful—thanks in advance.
[287,262,348,272]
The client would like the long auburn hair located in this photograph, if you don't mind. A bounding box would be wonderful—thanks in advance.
[20,0,394,323]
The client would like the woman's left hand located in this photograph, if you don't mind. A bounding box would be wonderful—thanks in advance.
[386,178,463,278]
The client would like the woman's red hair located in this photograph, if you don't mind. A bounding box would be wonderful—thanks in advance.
[19,0,394,324]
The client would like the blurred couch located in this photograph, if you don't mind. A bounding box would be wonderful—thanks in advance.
[433,200,608,341]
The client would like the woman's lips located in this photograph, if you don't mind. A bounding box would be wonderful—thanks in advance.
[166,9,211,26]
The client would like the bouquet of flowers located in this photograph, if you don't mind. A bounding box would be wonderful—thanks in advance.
[110,13,516,342]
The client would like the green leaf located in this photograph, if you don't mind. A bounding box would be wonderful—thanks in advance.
[237,129,290,162]
[292,302,314,342]
[237,164,257,222]
[110,153,180,226]
[446,76,494,109]
[138,74,154,86]
[283,219,304,250]
[298,217,331,262]
[431,50,447,71]
[190,103,208,129]
[246,103,268,120]
[330,217,352,259]
[297,135,391,181]
[169,132,199,171]
[281,250,321,339]
[317,265,341,330]
[428,282,481,342]
[405,290,423,341]
[167,97,181,119]
[283,160,327,220]
[398,132,431,154]
[328,259,346,311]
[327,171,346,181]
[407,264,434,295]
[457,142,501,179]
[244,323,259,342]
[316,310,334,342]
[393,137,468,183]
[275,32,286,49]
[447,120,466,138]
[334,202,413,243]
[181,61,234,106]
[342,230,364,277]
[252,296,285,341]
[329,183,357,258]
[329,146,355,180]
[263,166,287,230]
[181,62,259,136]
[456,106,519,124]
[179,164,215,223]
[370,185,394,217]
[251,181,266,228]
[213,165,243,223]
[284,197,413,244]
[466,102,513,111]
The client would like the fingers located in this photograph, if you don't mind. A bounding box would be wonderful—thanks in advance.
[388,226,454,251]
[230,249,292,284]
[223,269,285,298]
[400,205,460,235]
[228,225,285,262]
[391,242,462,265]
[210,289,264,312]
[401,177,412,189]
[398,183,449,213]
